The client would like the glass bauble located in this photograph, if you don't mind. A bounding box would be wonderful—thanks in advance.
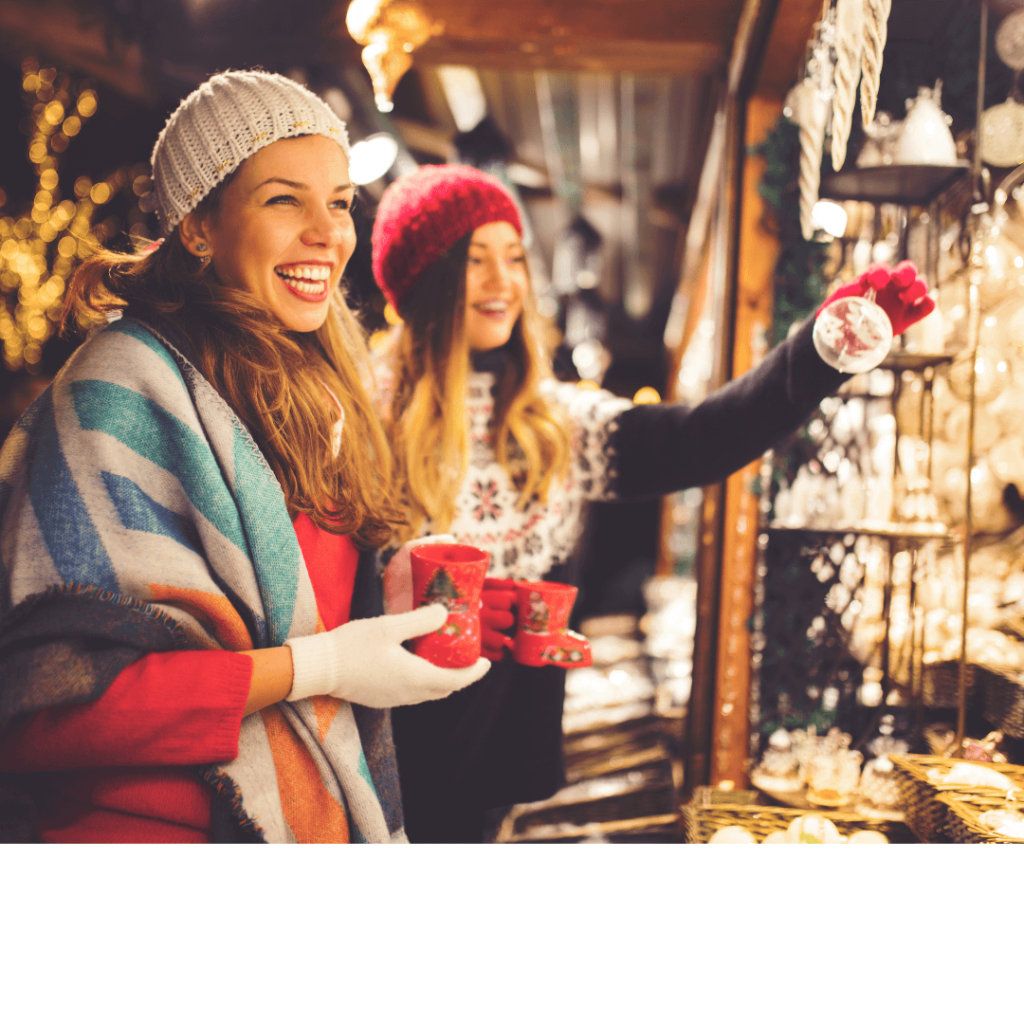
[947,346,1011,404]
[980,98,1024,167]
[813,295,894,373]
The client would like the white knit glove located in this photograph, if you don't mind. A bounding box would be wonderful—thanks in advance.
[284,603,489,707]
[383,534,456,614]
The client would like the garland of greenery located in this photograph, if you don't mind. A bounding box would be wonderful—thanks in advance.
[752,115,831,346]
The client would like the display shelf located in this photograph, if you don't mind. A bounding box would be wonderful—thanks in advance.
[879,352,954,372]
[819,162,970,206]
[767,521,949,541]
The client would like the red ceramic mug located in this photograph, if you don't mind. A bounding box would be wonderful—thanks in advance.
[409,543,490,668]
[512,581,593,668]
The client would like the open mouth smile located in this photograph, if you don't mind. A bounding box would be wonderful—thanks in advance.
[473,300,514,320]
[275,263,333,301]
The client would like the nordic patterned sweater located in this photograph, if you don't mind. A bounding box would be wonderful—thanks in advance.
[373,316,845,580]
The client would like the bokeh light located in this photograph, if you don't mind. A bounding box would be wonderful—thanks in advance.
[0,59,150,372]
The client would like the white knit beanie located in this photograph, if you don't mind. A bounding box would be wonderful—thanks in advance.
[150,70,351,232]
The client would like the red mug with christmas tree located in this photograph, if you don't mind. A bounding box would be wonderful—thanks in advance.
[512,581,592,668]
[409,543,490,668]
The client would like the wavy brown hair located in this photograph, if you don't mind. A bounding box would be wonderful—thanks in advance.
[387,232,571,543]
[61,186,405,549]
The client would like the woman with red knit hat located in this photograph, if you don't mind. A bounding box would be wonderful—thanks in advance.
[371,163,935,844]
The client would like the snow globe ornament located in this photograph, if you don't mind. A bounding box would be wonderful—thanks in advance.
[813,289,894,373]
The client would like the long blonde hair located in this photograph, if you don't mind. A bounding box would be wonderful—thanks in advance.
[62,203,405,549]
[388,232,571,543]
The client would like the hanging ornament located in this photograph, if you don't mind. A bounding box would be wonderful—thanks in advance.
[794,11,836,240]
[831,0,865,171]
[345,0,443,113]
[980,96,1024,167]
[995,8,1024,71]
[859,0,891,127]
[789,79,829,241]
[980,18,1024,168]
[813,288,894,373]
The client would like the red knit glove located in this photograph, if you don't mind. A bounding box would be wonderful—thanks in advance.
[481,578,517,662]
[817,261,935,336]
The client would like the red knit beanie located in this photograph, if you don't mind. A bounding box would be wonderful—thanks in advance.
[372,164,523,312]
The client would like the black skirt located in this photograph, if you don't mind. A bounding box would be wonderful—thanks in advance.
[391,655,567,842]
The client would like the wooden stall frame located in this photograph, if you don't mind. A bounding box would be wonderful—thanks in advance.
[676,0,827,796]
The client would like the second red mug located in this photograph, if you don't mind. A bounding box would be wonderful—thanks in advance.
[512,580,593,668]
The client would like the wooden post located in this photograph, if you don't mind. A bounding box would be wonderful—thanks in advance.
[708,93,782,788]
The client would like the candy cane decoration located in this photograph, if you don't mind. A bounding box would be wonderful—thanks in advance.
[831,0,865,171]
[793,79,828,241]
[860,0,891,127]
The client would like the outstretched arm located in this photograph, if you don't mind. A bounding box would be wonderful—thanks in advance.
[610,315,842,500]
[608,261,933,501]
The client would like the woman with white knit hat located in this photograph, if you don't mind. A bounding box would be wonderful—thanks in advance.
[0,70,487,844]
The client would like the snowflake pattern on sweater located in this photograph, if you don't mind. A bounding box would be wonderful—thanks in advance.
[371,342,632,579]
[452,373,632,578]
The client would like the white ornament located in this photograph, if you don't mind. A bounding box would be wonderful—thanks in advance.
[708,826,757,844]
[831,0,865,171]
[813,293,894,373]
[895,84,958,166]
[786,815,844,844]
[979,97,1024,168]
[860,0,891,127]
[847,830,889,844]
[796,80,829,241]
[995,8,1024,71]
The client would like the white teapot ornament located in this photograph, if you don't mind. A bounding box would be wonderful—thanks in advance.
[895,83,958,166]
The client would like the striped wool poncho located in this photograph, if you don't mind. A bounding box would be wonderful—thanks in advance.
[0,315,406,843]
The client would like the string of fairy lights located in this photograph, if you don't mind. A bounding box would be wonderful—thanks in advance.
[0,59,149,374]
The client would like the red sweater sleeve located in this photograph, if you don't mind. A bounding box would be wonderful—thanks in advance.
[0,518,358,775]
[0,650,252,771]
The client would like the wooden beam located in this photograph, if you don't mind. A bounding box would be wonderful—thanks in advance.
[709,93,782,788]
[678,0,820,794]
[364,0,750,74]
[755,0,827,98]
[414,0,747,45]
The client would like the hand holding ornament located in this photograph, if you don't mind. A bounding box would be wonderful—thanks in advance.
[813,261,935,373]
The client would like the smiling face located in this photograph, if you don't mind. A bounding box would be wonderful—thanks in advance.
[179,134,356,333]
[460,220,528,352]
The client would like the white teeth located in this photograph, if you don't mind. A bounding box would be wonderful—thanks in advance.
[276,265,330,281]
[477,302,508,312]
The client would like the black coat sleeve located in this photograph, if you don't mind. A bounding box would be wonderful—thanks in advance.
[609,316,849,501]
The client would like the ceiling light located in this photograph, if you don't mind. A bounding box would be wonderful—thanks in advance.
[811,199,848,239]
[348,134,399,185]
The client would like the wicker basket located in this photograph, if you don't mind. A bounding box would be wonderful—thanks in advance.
[981,667,1024,738]
[681,788,915,843]
[936,792,1024,844]
[889,754,1024,842]
[920,661,975,707]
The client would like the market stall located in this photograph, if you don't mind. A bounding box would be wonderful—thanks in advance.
[677,0,1024,843]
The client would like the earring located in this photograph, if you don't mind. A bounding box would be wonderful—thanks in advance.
[196,242,208,253]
